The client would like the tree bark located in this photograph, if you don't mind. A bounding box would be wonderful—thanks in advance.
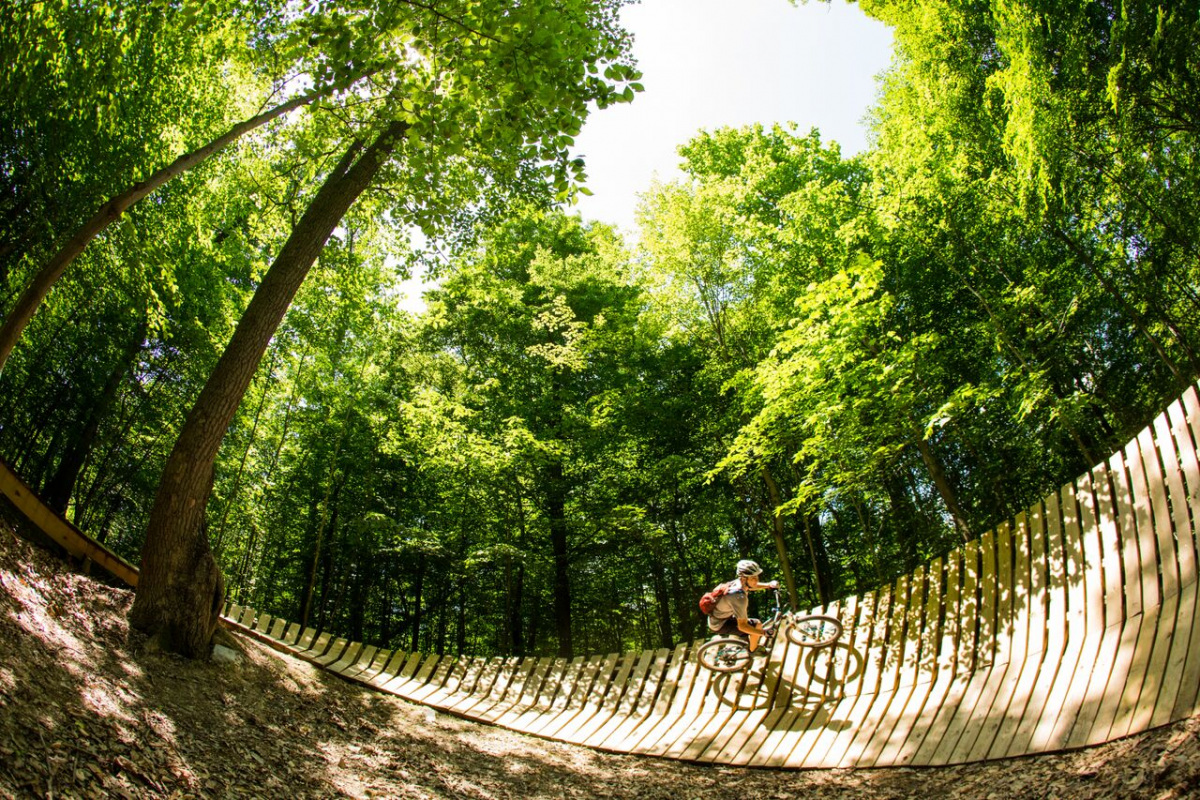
[545,459,573,659]
[759,466,800,611]
[0,74,373,371]
[128,119,407,657]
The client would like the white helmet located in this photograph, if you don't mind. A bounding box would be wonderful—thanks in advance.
[736,559,762,577]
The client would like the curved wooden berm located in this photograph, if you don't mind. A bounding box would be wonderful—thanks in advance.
[224,382,1200,767]
[4,383,1198,766]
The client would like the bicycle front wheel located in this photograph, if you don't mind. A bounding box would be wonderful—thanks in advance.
[696,637,753,673]
[785,615,842,648]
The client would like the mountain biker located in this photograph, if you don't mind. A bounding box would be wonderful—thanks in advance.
[706,559,779,652]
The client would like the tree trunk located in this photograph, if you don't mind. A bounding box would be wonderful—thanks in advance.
[0,76,374,371]
[43,318,146,513]
[128,120,407,657]
[913,434,972,543]
[759,466,800,611]
[546,459,573,658]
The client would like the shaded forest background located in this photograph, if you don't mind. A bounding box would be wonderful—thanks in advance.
[2,0,1199,660]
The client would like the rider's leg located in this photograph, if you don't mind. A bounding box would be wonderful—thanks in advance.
[737,617,765,652]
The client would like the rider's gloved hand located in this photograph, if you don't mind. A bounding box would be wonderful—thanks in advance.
[768,581,779,589]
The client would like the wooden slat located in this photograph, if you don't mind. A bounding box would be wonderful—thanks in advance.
[794,589,881,768]
[1078,464,1133,745]
[339,645,379,679]
[543,653,623,742]
[1055,472,1108,748]
[856,569,927,767]
[961,523,1022,763]
[920,536,986,765]
[1027,482,1088,752]
[639,643,716,757]
[449,657,518,718]
[595,648,672,751]
[810,585,895,768]
[523,656,588,736]
[328,643,367,674]
[986,511,1045,760]
[933,530,1003,765]
[561,652,640,744]
[537,655,615,740]
[0,457,139,587]
[898,550,963,765]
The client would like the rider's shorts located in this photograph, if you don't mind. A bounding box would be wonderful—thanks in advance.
[712,616,761,637]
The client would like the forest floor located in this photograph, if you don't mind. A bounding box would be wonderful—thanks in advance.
[2,524,1200,800]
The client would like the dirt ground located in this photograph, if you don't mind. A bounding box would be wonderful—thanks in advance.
[2,524,1199,799]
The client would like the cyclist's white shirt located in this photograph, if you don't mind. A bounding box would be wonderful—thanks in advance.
[707,579,749,631]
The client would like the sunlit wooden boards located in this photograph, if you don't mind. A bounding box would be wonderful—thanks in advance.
[211,380,1200,768]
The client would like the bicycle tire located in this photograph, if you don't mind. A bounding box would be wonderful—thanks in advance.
[696,637,753,673]
[784,614,842,648]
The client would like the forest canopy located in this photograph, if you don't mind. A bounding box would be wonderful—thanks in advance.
[1,0,1199,659]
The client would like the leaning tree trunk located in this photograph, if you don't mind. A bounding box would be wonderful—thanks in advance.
[128,120,407,657]
[0,74,372,372]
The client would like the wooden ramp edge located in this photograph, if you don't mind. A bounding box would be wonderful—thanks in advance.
[0,457,138,587]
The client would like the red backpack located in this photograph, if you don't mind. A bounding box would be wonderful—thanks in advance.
[699,582,730,615]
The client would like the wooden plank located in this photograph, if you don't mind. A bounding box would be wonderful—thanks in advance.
[296,632,332,661]
[379,651,428,694]
[290,627,318,653]
[253,613,273,635]
[986,511,1047,760]
[1027,482,1088,753]
[339,645,378,678]
[1101,434,1165,740]
[595,648,672,751]
[357,649,393,683]
[0,457,140,587]
[1077,463,1134,745]
[318,640,357,670]
[1160,406,1198,589]
[1175,581,1200,719]
[412,657,468,705]
[856,569,928,767]
[542,653,623,742]
[960,523,1023,764]
[1054,472,1109,748]
[724,599,842,766]
[1003,490,1068,757]
[628,645,703,754]
[449,657,518,717]
[281,622,301,646]
[1177,387,1200,586]
[796,589,885,768]
[522,656,587,736]
[560,652,639,744]
[366,650,407,688]
[585,650,655,747]
[640,644,717,757]
[931,530,1003,765]
[691,630,791,762]
[924,533,995,766]
[1125,426,1183,732]
[1141,424,1181,601]
[268,619,287,640]
[746,594,860,768]
[478,656,547,723]
[809,585,895,768]
[506,658,571,731]
[898,550,964,765]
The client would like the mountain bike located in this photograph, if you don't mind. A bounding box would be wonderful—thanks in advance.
[696,587,842,673]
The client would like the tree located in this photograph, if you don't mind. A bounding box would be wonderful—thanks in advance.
[128,0,639,657]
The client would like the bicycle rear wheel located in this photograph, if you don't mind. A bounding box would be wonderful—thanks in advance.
[785,614,842,648]
[696,637,753,672]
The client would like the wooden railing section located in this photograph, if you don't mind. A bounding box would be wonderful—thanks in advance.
[224,383,1200,766]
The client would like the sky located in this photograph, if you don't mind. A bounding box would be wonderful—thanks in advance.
[569,0,894,234]
[397,0,894,310]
